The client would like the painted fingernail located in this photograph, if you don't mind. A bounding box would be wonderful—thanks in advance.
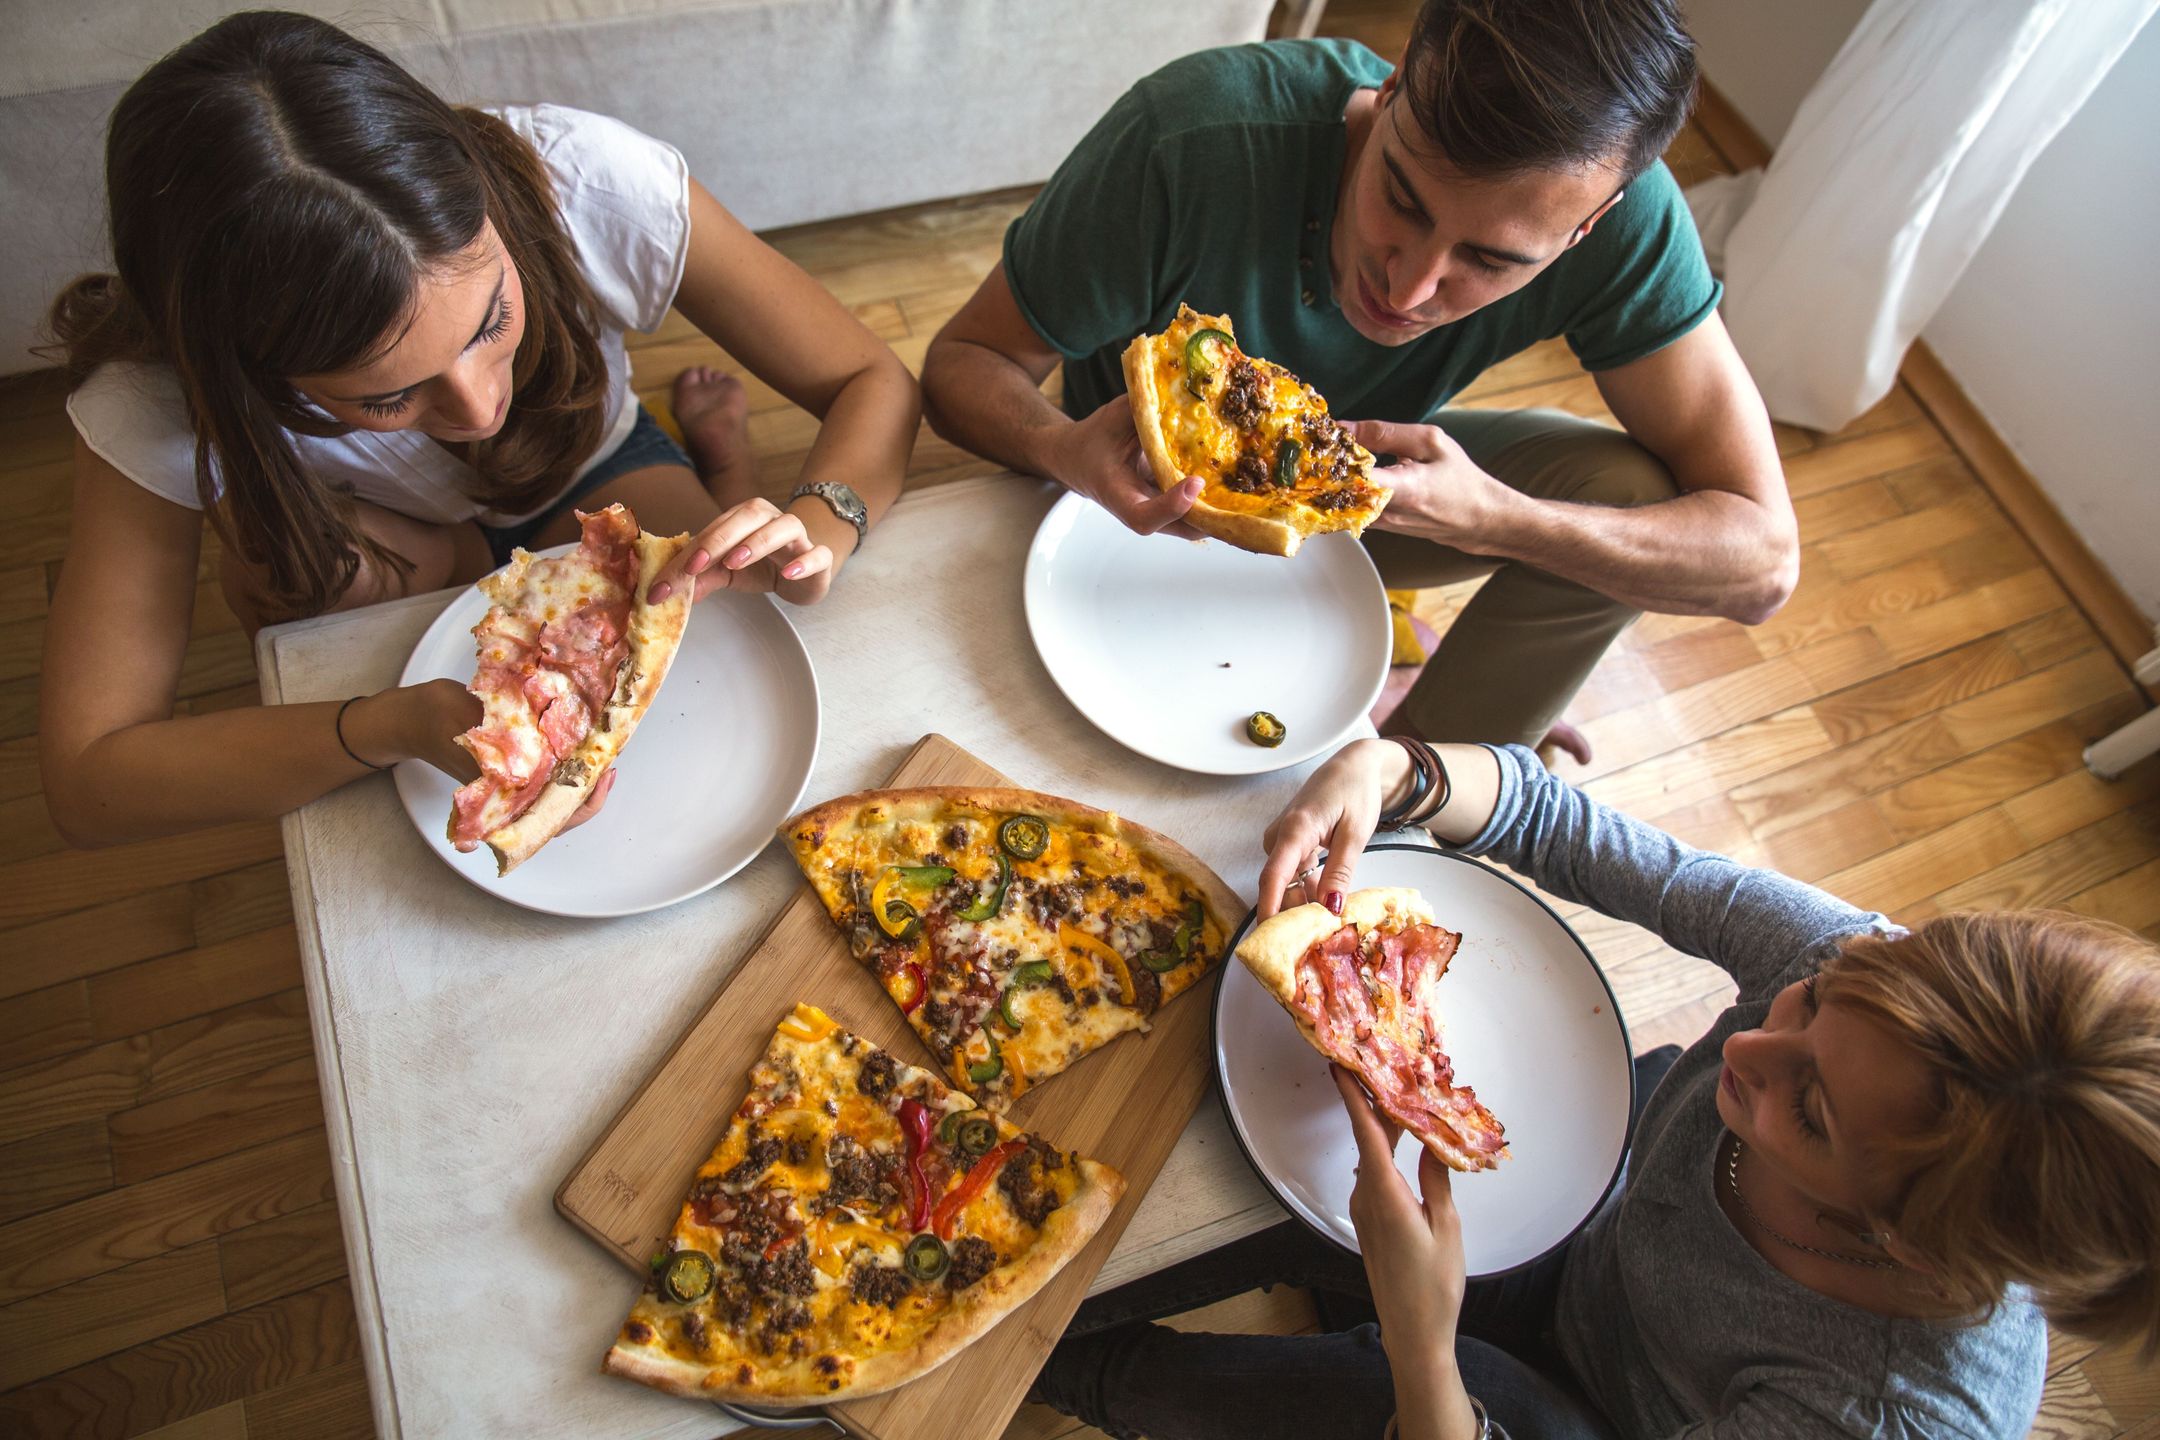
[726,546,752,569]
[647,582,671,603]
[783,562,805,578]
[1325,890,1345,915]
[687,549,710,572]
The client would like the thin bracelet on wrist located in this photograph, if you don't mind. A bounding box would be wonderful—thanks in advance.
[336,695,390,772]
[1404,736,1452,826]
[1377,736,1432,828]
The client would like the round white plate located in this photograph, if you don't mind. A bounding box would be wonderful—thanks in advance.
[1022,492,1390,775]
[1214,842,1634,1277]
[394,554,820,918]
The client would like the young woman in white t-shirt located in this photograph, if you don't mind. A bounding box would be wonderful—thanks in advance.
[40,12,917,846]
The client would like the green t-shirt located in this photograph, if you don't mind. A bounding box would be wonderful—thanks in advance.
[1004,39,1721,422]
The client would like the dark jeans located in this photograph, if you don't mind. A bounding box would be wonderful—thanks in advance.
[1031,1045,1683,1440]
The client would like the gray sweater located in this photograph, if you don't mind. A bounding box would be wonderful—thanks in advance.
[1457,746,2046,1439]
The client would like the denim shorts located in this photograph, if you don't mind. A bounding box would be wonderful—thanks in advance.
[479,404,692,566]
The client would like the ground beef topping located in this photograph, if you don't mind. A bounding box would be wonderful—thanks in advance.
[945,1235,998,1290]
[1216,357,1268,431]
[1225,449,1273,495]
[751,1239,817,1301]
[720,1133,781,1188]
[997,1137,1067,1228]
[849,1262,913,1309]
[856,1050,898,1099]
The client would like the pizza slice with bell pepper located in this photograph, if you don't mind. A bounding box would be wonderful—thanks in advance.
[782,787,1243,1108]
[604,1003,1123,1404]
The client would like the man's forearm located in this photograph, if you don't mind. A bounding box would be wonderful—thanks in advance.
[921,338,1073,482]
[1474,486,1797,622]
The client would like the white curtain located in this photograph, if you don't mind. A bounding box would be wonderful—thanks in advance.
[1686,0,2158,432]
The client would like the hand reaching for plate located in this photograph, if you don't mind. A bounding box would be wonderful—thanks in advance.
[1055,396,1208,541]
[1257,737,1399,918]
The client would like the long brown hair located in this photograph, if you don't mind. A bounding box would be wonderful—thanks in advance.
[43,10,611,619]
[1824,911,2160,1352]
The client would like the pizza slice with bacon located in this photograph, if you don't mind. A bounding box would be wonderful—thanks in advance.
[1236,887,1507,1171]
[447,503,691,874]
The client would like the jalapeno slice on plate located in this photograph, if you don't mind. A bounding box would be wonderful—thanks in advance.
[903,1232,950,1281]
[660,1249,716,1303]
[1246,711,1288,747]
[997,814,1050,861]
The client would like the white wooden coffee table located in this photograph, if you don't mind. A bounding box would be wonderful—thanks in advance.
[258,475,1359,1440]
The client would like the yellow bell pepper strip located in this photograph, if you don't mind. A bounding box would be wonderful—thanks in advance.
[1061,922,1135,1006]
[933,1139,1026,1240]
[776,1004,839,1043]
[957,852,1012,922]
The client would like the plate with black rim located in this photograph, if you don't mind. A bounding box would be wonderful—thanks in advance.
[1212,840,1634,1277]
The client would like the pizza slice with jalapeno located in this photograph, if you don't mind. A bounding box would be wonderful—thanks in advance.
[1122,303,1391,556]
[604,1003,1124,1404]
[782,787,1243,1109]
[1237,887,1508,1172]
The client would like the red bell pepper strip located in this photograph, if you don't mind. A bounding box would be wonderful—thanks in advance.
[932,1139,1025,1241]
[898,1098,936,1231]
[894,962,927,1015]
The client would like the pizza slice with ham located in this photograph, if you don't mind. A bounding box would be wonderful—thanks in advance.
[1236,887,1507,1171]
[447,503,691,874]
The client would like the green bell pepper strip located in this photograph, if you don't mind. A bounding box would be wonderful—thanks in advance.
[956,852,1012,922]
[894,865,955,887]
[1010,959,1054,987]
[966,1039,1004,1085]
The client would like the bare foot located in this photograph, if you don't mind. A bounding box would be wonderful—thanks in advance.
[672,365,760,507]
[1537,719,1593,768]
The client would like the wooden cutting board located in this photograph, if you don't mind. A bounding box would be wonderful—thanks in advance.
[557,733,1226,1440]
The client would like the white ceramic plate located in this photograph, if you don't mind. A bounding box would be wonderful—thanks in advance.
[395,553,820,918]
[1214,843,1634,1277]
[1022,492,1391,775]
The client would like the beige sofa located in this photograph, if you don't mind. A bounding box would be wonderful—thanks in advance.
[0,0,1276,373]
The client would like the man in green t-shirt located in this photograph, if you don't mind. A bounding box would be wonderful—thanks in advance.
[921,0,1797,756]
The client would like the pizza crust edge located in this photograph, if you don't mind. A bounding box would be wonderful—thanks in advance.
[483,529,693,875]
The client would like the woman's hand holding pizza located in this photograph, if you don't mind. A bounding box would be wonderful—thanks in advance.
[1256,737,1414,919]
[1336,1065,1481,1440]
[354,680,615,831]
[1054,397,1208,541]
[646,496,835,607]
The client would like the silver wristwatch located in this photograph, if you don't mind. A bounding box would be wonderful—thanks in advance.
[787,481,869,554]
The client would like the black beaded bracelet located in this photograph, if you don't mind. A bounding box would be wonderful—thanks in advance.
[336,696,389,772]
[1376,735,1433,828]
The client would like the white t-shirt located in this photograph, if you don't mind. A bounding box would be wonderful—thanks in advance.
[67,104,691,527]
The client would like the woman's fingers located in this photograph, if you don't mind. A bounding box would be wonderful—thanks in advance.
[1256,817,1324,919]
[649,500,788,602]
[1315,805,1373,916]
[1334,1065,1402,1166]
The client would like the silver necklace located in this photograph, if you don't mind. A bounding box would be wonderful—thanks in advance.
[1724,1134,1902,1271]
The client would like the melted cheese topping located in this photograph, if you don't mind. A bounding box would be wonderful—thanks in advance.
[611,1010,1087,1399]
[788,800,1228,1107]
[1142,308,1386,529]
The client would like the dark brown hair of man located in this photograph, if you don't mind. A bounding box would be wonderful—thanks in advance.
[43,9,612,620]
[1398,0,1700,181]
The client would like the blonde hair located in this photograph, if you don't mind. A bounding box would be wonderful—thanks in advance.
[1823,911,2160,1351]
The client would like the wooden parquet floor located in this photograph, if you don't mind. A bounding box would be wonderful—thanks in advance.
[3,10,2156,1438]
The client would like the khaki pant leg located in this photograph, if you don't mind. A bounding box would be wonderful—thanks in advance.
[1364,408,1678,746]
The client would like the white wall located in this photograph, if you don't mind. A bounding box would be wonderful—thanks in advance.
[1687,2,2160,627]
